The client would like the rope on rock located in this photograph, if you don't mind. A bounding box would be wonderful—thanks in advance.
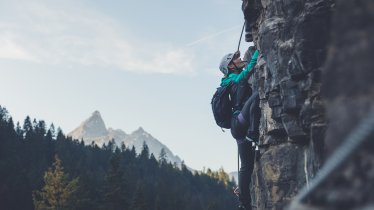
[291,108,374,207]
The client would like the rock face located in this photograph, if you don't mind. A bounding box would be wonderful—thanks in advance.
[242,0,374,209]
[243,0,334,209]
[69,111,109,140]
[307,0,374,209]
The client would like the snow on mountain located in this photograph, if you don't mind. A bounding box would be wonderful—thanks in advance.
[124,127,182,166]
[69,110,108,139]
[68,111,182,166]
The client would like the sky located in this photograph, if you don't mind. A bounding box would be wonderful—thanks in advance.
[0,0,251,173]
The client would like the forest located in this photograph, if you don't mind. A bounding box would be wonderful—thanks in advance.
[0,106,237,210]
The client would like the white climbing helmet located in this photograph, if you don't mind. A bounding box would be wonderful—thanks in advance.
[219,53,235,76]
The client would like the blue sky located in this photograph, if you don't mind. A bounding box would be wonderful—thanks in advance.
[0,0,250,172]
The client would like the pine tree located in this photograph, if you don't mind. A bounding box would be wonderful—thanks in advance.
[130,185,148,210]
[15,121,23,138]
[158,148,167,165]
[130,146,137,157]
[0,106,7,121]
[35,120,46,137]
[218,167,230,187]
[23,116,33,133]
[140,141,149,159]
[102,153,129,210]
[49,123,56,138]
[32,155,79,210]
[0,109,237,210]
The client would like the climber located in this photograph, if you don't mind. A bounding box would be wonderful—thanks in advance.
[218,45,261,210]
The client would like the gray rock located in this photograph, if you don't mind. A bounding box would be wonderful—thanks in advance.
[281,113,308,142]
[242,0,334,208]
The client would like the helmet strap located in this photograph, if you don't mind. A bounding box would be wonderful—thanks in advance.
[233,62,242,71]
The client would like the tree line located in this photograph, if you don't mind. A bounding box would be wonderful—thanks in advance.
[0,106,237,210]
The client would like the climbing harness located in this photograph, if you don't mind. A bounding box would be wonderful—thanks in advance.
[290,109,374,207]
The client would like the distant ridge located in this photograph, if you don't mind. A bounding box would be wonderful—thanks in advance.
[68,111,183,166]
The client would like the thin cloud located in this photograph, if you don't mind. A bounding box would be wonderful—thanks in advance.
[0,33,39,62]
[0,0,196,75]
[186,25,242,47]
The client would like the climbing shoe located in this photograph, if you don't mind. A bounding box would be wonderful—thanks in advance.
[245,135,258,145]
[237,204,246,210]
[246,131,259,144]
[237,204,252,210]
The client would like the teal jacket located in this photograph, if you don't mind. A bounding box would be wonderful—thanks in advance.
[220,50,259,87]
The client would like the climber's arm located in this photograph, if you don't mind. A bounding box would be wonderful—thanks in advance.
[234,49,259,83]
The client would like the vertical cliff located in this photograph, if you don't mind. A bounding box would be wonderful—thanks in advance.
[306,0,374,209]
[243,0,334,209]
[242,0,374,209]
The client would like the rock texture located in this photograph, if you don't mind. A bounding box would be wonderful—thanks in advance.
[306,0,374,209]
[242,0,374,209]
[243,0,334,209]
[69,111,109,140]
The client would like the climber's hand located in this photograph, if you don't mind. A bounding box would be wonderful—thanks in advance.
[234,50,241,59]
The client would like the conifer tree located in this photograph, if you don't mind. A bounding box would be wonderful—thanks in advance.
[15,121,23,138]
[0,106,7,121]
[23,116,33,133]
[158,148,168,165]
[140,141,149,159]
[130,185,148,210]
[0,107,237,210]
[218,167,230,187]
[130,145,137,157]
[33,155,79,210]
[49,123,56,138]
[102,153,129,210]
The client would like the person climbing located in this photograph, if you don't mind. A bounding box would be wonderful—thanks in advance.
[218,46,261,210]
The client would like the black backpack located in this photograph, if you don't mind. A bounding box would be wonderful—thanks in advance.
[211,82,233,129]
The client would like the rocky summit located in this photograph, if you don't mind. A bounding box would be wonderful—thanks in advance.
[68,111,183,167]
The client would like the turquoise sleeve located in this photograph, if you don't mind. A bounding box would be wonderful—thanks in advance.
[234,50,259,83]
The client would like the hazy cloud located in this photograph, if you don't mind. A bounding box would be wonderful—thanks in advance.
[0,0,195,75]
[186,25,242,47]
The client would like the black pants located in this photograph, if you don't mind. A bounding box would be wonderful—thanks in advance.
[231,92,260,140]
[238,140,255,209]
[231,92,260,209]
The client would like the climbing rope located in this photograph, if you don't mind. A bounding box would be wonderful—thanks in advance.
[237,21,246,52]
[238,146,240,181]
[234,20,250,201]
[237,144,240,195]
[291,108,374,206]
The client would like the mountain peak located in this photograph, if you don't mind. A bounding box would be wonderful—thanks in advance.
[92,110,101,117]
[132,126,149,135]
[136,126,144,132]
[68,116,183,169]
[68,110,108,139]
